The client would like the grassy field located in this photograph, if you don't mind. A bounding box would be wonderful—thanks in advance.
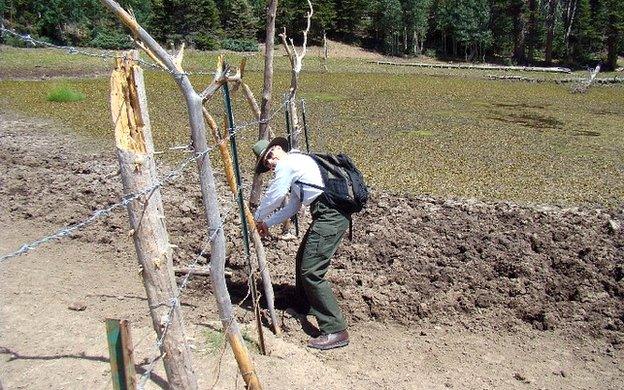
[1,46,623,207]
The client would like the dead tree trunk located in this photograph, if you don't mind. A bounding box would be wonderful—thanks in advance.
[110,52,197,389]
[323,31,329,71]
[249,0,279,208]
[100,1,262,388]
[572,63,601,93]
[279,0,314,151]
[544,0,557,64]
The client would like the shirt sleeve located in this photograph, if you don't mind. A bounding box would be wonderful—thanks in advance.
[254,163,292,222]
[264,189,301,227]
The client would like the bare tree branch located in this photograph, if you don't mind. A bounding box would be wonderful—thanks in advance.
[199,57,229,101]
[278,0,314,151]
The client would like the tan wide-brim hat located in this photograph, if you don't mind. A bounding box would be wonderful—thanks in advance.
[253,136,290,174]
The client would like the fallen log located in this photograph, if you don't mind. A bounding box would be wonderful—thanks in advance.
[372,60,572,74]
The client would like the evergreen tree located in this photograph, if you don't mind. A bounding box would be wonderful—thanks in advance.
[189,0,222,36]
[544,0,558,64]
[509,0,528,64]
[568,0,597,63]
[525,0,545,62]
[601,0,624,70]
[434,0,492,60]
[334,0,370,42]
[313,0,337,42]
[223,0,259,39]
[403,0,433,54]
[1,0,620,61]
[489,0,515,59]
[370,0,403,54]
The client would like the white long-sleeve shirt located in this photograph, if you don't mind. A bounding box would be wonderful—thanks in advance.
[254,152,324,227]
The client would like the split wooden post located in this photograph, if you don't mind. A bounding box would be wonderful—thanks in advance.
[100,1,262,388]
[106,318,137,390]
[110,51,197,389]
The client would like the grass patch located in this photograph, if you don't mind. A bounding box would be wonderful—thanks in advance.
[46,85,86,102]
[203,327,259,355]
[301,92,344,102]
[204,328,226,354]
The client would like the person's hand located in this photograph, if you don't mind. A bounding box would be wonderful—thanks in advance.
[256,220,270,238]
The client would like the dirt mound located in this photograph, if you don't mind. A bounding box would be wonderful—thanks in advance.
[2,111,623,350]
[342,195,623,335]
[225,193,624,348]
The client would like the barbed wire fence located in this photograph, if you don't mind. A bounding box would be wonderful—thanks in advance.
[0,28,299,387]
[0,92,289,262]
[1,99,287,382]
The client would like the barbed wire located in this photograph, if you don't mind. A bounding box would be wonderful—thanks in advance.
[0,146,211,262]
[0,25,165,71]
[0,92,291,262]
[137,209,263,389]
[3,23,285,386]
[1,25,227,77]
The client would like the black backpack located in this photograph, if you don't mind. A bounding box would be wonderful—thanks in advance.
[296,153,369,215]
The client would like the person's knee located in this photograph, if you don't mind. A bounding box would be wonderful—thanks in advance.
[299,267,325,287]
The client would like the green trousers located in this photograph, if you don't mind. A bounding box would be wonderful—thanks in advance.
[295,196,350,334]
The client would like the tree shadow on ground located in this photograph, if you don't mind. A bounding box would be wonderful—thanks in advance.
[226,280,321,337]
[0,346,168,389]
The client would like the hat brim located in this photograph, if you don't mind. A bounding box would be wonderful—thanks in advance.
[255,137,290,174]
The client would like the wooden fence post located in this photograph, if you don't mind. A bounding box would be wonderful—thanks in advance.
[100,2,262,388]
[106,319,137,390]
[110,51,197,389]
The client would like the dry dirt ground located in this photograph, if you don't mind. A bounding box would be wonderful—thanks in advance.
[1,110,623,390]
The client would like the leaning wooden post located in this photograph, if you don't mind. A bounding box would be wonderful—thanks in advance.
[202,107,280,336]
[110,52,197,389]
[100,1,261,388]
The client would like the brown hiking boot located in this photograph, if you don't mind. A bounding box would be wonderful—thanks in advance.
[307,330,349,350]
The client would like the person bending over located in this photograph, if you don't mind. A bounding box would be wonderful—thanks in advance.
[252,137,350,350]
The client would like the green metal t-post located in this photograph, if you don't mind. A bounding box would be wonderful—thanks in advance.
[222,81,267,355]
[300,99,310,153]
[106,319,137,390]
[222,82,251,258]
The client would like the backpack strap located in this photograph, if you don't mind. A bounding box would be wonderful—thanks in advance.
[348,215,353,241]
